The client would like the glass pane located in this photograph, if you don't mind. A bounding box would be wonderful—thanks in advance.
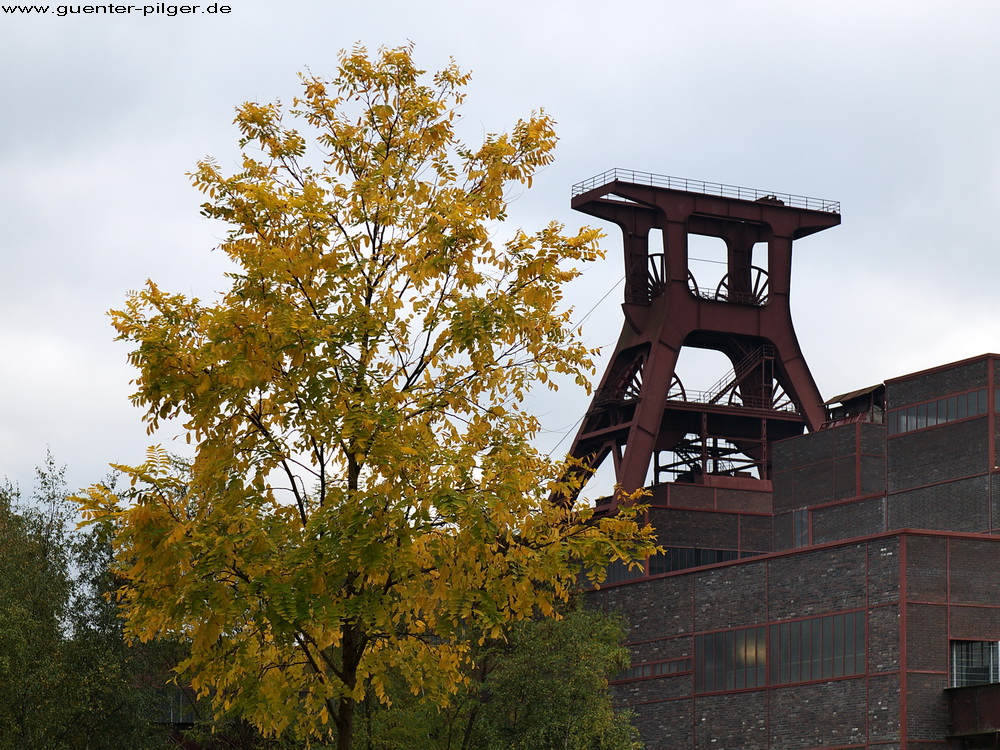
[955,640,1000,686]
[948,396,958,421]
[799,619,812,681]
[833,613,844,677]
[714,631,725,691]
[958,396,968,420]
[978,390,988,416]
[856,612,866,674]
[734,629,746,689]
[780,622,791,684]
[926,400,937,427]
[789,620,801,683]
[916,403,927,429]
[725,630,736,690]
[938,398,948,424]
[845,613,856,676]
[769,625,780,685]
[907,406,918,431]
[822,616,834,679]
[756,627,767,687]
[993,642,999,683]
[812,617,823,679]
[794,510,809,548]
[695,635,705,692]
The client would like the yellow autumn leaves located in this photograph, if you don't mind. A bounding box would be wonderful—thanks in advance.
[76,44,656,748]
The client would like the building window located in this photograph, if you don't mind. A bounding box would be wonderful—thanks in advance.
[649,547,741,575]
[694,625,767,692]
[769,611,865,684]
[887,389,987,436]
[792,509,809,548]
[602,559,646,584]
[951,641,1000,687]
[614,657,692,683]
[693,610,866,693]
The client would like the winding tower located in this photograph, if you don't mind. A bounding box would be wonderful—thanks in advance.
[567,170,840,506]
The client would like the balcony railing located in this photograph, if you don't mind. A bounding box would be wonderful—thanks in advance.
[572,168,840,214]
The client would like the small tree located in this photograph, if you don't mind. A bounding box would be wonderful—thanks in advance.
[78,45,655,750]
[0,458,166,750]
[357,605,642,750]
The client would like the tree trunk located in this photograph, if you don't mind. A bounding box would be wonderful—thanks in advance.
[337,694,356,750]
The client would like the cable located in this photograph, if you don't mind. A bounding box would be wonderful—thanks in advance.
[573,274,625,328]
[546,414,585,457]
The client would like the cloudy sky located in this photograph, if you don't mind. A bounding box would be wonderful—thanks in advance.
[2,0,1000,495]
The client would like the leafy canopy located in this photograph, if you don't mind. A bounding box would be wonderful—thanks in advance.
[0,457,167,750]
[77,44,656,747]
[357,605,643,750]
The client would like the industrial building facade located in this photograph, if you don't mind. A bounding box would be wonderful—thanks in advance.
[566,171,1000,749]
[597,354,1000,748]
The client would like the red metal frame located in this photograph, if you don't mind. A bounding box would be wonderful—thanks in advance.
[565,170,840,504]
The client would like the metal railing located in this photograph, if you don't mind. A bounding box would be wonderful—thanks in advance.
[688,284,766,307]
[572,168,840,214]
[668,388,799,413]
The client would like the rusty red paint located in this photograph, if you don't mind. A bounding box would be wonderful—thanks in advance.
[565,171,840,505]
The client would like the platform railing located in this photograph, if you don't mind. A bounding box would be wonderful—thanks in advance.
[572,168,840,214]
[669,389,799,413]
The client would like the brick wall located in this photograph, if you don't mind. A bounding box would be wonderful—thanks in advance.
[867,673,901,743]
[812,496,886,544]
[772,422,886,550]
[629,699,692,749]
[946,537,1000,606]
[887,418,989,493]
[648,508,740,549]
[768,680,868,748]
[695,691,768,749]
[695,562,768,631]
[887,476,990,533]
[905,672,949,741]
[597,535,906,749]
[740,512,773,552]
[886,357,989,408]
[904,535,947,602]
[906,603,948,672]
[767,543,868,619]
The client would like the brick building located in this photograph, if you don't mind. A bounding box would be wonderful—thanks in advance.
[592,353,1000,749]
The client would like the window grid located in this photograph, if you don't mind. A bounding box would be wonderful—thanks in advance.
[887,389,988,436]
[695,625,767,693]
[695,610,865,694]
[649,548,758,576]
[603,548,766,584]
[614,657,692,683]
[951,640,1000,687]
[792,509,809,548]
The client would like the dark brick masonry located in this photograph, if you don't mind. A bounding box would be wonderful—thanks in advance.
[595,354,1000,749]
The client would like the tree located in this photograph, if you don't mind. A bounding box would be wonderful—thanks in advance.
[77,44,656,750]
[356,604,642,750]
[69,507,173,750]
[467,608,641,750]
[0,456,167,750]
[0,461,75,748]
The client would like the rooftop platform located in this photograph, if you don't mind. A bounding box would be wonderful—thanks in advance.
[572,168,841,214]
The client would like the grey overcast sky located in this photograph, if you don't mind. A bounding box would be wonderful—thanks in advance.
[2,0,999,495]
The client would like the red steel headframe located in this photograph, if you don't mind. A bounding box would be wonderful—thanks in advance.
[564,171,840,507]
